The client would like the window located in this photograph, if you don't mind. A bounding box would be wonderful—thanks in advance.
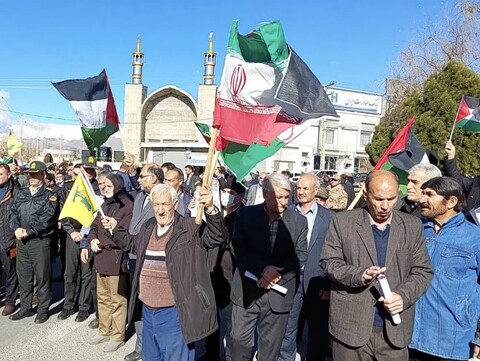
[360,132,371,146]
[301,152,309,158]
[325,129,335,145]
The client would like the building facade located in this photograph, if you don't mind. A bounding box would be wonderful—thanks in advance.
[123,37,384,176]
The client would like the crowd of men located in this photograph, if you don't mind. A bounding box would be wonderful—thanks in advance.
[1,139,480,361]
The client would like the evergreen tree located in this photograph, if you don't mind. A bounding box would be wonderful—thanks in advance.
[366,61,480,175]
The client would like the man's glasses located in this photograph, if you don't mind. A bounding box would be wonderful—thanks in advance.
[139,174,153,179]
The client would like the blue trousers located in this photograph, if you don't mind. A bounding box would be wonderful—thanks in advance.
[142,304,195,361]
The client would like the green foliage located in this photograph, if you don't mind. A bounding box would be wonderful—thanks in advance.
[367,61,480,174]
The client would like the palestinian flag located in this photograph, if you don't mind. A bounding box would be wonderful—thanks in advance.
[375,116,429,194]
[194,122,211,143]
[454,96,480,133]
[213,20,337,179]
[52,70,120,151]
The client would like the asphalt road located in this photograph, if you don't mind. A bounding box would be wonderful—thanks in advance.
[0,258,309,361]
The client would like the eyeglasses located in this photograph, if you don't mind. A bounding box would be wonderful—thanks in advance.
[139,174,153,179]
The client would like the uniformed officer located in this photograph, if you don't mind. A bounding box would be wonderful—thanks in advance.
[9,161,58,324]
[58,156,100,323]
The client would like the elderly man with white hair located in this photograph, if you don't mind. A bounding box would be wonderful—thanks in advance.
[102,183,226,361]
[400,163,442,218]
[228,173,308,361]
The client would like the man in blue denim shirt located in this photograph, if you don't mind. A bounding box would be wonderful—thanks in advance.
[410,176,480,361]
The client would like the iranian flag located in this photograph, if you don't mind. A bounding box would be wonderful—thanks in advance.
[375,116,429,194]
[454,96,480,133]
[52,70,120,150]
[213,20,337,179]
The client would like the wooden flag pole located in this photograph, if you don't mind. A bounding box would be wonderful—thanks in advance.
[195,127,219,224]
[118,127,128,154]
[347,184,365,210]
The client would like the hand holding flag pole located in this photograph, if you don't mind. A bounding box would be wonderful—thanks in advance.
[80,171,112,235]
[195,127,219,225]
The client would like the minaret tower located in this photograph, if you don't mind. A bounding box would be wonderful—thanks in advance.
[203,32,216,85]
[132,38,144,84]
[124,38,148,160]
[196,33,217,142]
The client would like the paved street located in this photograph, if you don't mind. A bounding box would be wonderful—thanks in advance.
[0,259,308,361]
[0,259,137,361]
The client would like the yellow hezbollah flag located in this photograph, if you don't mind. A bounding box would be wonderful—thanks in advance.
[7,131,23,156]
[59,173,99,227]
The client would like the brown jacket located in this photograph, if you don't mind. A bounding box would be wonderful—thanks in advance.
[89,190,134,275]
[321,208,432,348]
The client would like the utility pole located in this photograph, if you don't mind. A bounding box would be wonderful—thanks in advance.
[36,124,40,157]
[19,116,23,161]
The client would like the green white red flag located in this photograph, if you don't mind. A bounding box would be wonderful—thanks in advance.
[52,70,120,151]
[375,116,429,194]
[213,20,337,179]
[454,96,480,133]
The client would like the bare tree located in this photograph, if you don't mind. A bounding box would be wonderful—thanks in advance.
[392,0,480,86]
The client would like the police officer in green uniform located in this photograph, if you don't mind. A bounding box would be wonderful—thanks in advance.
[9,161,58,324]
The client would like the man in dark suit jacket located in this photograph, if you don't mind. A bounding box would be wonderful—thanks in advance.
[279,173,334,361]
[321,170,433,361]
[229,174,308,361]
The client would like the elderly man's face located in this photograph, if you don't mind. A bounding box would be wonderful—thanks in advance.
[296,174,318,206]
[263,186,290,215]
[406,171,427,203]
[152,191,177,227]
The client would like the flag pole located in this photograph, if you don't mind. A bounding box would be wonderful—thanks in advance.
[80,169,112,235]
[195,127,219,225]
[449,98,462,142]
[347,184,364,210]
[118,127,128,153]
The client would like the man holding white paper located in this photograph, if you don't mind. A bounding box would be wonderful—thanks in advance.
[229,174,308,361]
[321,170,433,361]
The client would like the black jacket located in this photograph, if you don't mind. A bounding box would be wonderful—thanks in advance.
[0,180,15,250]
[9,184,58,239]
[444,158,480,215]
[112,211,226,344]
[231,204,308,313]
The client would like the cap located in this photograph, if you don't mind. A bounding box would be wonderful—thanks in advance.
[82,156,97,169]
[315,186,329,200]
[331,174,341,181]
[26,161,47,173]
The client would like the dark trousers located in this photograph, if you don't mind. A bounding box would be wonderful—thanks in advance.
[0,248,18,305]
[409,349,463,361]
[16,238,51,314]
[332,326,408,361]
[90,253,98,317]
[279,281,330,361]
[229,293,290,361]
[63,234,92,311]
[204,302,233,361]
[129,257,143,354]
